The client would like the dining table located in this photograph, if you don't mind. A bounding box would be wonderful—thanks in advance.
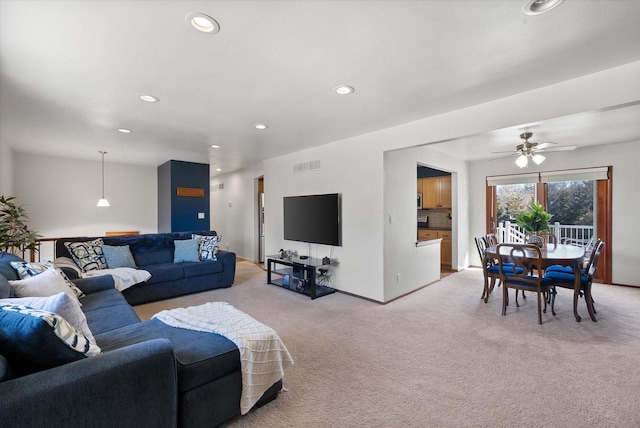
[485,243,592,322]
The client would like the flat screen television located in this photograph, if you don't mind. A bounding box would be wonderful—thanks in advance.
[283,193,341,246]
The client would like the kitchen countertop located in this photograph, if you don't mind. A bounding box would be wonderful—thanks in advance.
[417,226,451,231]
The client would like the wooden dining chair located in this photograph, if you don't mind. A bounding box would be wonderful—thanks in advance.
[485,233,498,247]
[475,236,498,303]
[497,243,555,324]
[544,240,605,319]
[538,232,558,249]
[485,232,531,304]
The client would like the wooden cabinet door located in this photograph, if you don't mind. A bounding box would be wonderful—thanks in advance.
[422,178,439,208]
[438,176,452,208]
[417,178,423,194]
[440,238,452,266]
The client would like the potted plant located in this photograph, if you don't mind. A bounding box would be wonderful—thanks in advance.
[0,195,40,258]
[515,202,553,247]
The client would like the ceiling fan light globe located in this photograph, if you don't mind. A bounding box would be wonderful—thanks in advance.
[516,155,528,168]
[532,154,545,165]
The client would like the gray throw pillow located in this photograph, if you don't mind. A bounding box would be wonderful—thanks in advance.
[102,245,137,269]
[174,238,200,263]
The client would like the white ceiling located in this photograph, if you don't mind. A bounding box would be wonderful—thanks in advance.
[1,1,640,172]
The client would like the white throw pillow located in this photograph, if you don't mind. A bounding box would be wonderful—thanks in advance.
[9,266,82,306]
[0,292,95,343]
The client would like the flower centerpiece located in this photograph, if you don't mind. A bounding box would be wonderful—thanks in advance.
[515,202,552,247]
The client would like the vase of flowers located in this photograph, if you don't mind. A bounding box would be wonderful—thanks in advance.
[515,202,552,248]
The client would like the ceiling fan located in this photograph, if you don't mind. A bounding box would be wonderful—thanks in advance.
[492,132,578,168]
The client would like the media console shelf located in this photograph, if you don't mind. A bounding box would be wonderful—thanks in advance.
[266,255,335,299]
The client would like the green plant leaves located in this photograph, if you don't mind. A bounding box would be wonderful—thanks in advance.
[515,202,553,233]
[0,195,40,256]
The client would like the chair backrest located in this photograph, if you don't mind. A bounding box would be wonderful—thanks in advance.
[474,236,489,268]
[537,232,558,249]
[496,243,543,289]
[586,240,605,280]
[485,233,498,247]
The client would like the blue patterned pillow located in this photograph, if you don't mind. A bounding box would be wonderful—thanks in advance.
[0,303,100,376]
[192,234,219,261]
[10,261,85,299]
[64,239,108,272]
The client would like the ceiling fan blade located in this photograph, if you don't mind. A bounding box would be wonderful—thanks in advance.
[491,150,518,154]
[538,145,578,152]
[535,142,557,150]
[489,154,517,162]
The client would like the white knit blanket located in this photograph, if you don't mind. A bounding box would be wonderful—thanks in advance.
[81,268,151,292]
[152,302,294,414]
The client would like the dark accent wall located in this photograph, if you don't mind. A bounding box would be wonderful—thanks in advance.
[417,166,451,178]
[157,160,210,233]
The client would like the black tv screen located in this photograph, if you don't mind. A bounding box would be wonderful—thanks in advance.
[283,193,341,246]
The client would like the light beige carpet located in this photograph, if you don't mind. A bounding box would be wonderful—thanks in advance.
[135,261,640,428]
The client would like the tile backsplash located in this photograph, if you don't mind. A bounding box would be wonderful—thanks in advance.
[418,208,452,229]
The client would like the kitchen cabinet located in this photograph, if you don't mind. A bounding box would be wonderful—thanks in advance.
[439,230,452,267]
[421,176,451,208]
[418,229,438,240]
[417,229,452,267]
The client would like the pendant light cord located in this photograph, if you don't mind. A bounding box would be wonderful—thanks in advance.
[100,151,106,198]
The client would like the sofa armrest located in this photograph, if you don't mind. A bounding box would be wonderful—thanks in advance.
[0,338,177,428]
[216,250,236,285]
[72,274,116,295]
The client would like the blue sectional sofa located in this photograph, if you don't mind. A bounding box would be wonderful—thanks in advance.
[0,251,282,428]
[55,231,236,305]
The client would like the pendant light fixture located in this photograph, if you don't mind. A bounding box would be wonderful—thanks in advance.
[97,151,110,207]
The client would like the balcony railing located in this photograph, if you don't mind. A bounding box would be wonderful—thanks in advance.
[497,221,594,247]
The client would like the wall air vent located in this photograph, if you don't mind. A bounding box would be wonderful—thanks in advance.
[293,159,322,174]
[210,183,224,192]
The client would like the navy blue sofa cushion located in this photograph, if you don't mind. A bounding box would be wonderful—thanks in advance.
[96,318,240,392]
[80,289,141,335]
[183,260,224,277]
[144,262,185,284]
[0,253,23,282]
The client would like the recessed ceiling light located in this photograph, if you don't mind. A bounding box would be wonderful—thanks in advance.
[334,85,354,95]
[216,168,222,172]
[211,144,221,149]
[139,94,159,103]
[185,12,220,34]
[117,128,131,134]
[523,0,564,15]
[255,124,268,130]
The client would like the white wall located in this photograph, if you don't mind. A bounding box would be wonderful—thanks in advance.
[0,143,13,196]
[235,61,640,301]
[210,164,264,260]
[264,140,385,299]
[13,152,157,240]
[383,146,468,301]
[468,140,640,287]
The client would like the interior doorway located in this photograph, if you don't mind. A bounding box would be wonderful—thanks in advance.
[257,177,264,263]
